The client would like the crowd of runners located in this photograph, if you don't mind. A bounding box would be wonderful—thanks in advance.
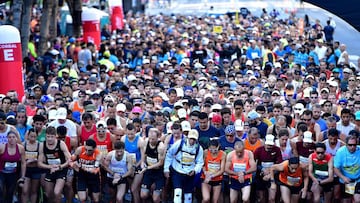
[0,4,360,203]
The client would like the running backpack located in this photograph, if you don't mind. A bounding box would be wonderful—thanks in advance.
[175,138,200,160]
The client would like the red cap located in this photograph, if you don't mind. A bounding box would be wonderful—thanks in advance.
[211,114,222,124]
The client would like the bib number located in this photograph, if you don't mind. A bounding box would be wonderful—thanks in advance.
[4,162,17,172]
[146,157,157,166]
[208,163,221,174]
[181,152,195,164]
[48,158,61,165]
[299,156,308,164]
[345,182,356,195]
[233,163,246,173]
[287,176,300,186]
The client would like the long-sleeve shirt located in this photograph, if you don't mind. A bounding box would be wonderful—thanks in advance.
[164,139,204,175]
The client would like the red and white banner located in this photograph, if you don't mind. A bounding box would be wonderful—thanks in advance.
[82,9,101,50]
[0,25,24,100]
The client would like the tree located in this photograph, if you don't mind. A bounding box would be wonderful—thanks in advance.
[66,0,82,37]
[20,0,33,59]
[39,0,54,56]
[49,0,59,40]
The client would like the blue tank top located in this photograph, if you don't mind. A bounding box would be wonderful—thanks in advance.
[125,135,141,163]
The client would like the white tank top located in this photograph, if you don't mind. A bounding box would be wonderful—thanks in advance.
[0,125,11,144]
[276,139,292,160]
[107,151,128,178]
[325,139,341,156]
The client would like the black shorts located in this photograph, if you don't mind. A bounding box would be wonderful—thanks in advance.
[44,168,68,182]
[77,172,100,193]
[309,180,333,193]
[142,169,165,191]
[107,177,127,189]
[202,180,222,187]
[25,167,44,180]
[333,177,340,185]
[255,177,271,190]
[340,182,360,198]
[278,181,302,194]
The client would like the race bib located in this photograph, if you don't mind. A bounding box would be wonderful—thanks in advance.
[112,167,125,175]
[345,182,356,195]
[251,52,259,59]
[261,162,274,169]
[25,151,38,160]
[299,156,308,164]
[287,176,300,186]
[98,145,108,155]
[4,162,17,171]
[82,164,95,171]
[181,152,195,164]
[146,157,157,166]
[208,163,221,174]
[129,153,137,164]
[233,163,246,173]
[48,158,61,165]
[314,170,329,179]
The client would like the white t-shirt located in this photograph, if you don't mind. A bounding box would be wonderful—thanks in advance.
[49,119,77,138]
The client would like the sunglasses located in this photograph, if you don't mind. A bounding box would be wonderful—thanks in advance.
[316,151,325,155]
[226,134,234,137]
[302,118,311,121]
[348,144,357,147]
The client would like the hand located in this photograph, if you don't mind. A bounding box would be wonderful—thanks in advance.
[50,165,59,174]
[343,177,351,184]
[270,182,276,190]
[301,189,307,199]
[72,162,81,172]
[238,172,244,183]
[188,170,195,176]
[263,174,271,181]
[312,179,319,185]
[164,172,170,178]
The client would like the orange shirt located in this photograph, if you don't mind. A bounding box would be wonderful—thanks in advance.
[279,160,303,187]
[244,138,262,153]
[78,146,100,171]
[230,150,252,180]
[201,150,224,181]
[73,101,84,114]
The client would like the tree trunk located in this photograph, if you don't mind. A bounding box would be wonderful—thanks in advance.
[20,0,33,59]
[66,0,82,37]
[39,0,54,56]
[49,0,58,39]
[11,0,22,30]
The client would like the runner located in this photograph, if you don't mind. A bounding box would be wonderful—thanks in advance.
[308,142,334,203]
[71,139,102,203]
[225,140,257,203]
[22,128,42,203]
[270,157,309,203]
[334,135,360,203]
[254,134,283,203]
[164,129,204,203]
[102,141,133,203]
[140,128,166,203]
[201,139,226,203]
[0,131,26,203]
[37,126,71,203]
[120,123,145,203]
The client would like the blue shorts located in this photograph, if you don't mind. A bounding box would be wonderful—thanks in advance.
[229,178,251,190]
[25,167,44,180]
[171,168,195,193]
[142,169,165,191]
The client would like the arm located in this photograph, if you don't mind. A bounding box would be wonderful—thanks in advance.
[246,150,257,175]
[314,124,322,142]
[122,154,134,178]
[163,140,180,173]
[19,145,26,178]
[102,152,114,175]
[59,141,71,169]
[270,161,285,181]
[147,143,166,170]
[334,167,350,184]
[214,151,227,177]
[137,138,145,168]
[225,152,236,176]
[37,143,52,170]
[308,154,318,183]
[194,147,204,174]
[291,141,298,156]
[321,157,334,184]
